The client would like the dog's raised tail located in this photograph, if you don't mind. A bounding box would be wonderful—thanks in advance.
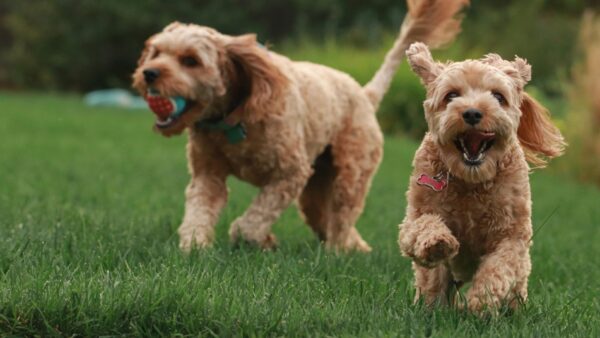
[364,0,469,109]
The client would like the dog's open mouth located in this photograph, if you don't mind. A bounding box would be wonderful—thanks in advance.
[145,89,195,129]
[454,130,496,166]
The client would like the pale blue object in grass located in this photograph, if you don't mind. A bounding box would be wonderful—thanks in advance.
[84,89,147,109]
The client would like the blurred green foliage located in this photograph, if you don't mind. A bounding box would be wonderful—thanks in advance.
[0,0,407,91]
[0,0,596,135]
[460,0,579,96]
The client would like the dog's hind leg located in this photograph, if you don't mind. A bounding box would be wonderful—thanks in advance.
[298,146,336,241]
[322,118,383,252]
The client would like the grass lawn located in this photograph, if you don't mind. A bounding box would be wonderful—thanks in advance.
[1,92,599,336]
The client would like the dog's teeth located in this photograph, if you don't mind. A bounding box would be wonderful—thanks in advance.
[463,153,469,161]
[478,141,486,155]
[156,117,173,127]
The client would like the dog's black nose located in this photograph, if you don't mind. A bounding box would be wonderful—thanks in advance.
[462,109,483,126]
[143,68,160,84]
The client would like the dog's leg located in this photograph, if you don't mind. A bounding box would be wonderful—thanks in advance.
[466,239,531,313]
[177,174,228,252]
[178,136,230,252]
[510,251,531,308]
[322,122,383,252]
[229,166,312,249]
[413,263,456,306]
[298,146,336,241]
[399,214,459,267]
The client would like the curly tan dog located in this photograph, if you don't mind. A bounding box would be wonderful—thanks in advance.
[398,42,565,312]
[132,0,468,252]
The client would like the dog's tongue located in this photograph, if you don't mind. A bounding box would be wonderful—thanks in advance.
[463,130,495,156]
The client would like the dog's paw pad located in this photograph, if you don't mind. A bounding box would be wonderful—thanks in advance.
[426,241,454,261]
[415,234,459,267]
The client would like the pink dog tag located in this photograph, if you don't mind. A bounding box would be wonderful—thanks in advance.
[417,172,448,192]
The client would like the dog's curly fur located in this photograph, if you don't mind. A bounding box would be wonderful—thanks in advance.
[131,0,467,253]
[398,43,565,313]
[133,23,383,252]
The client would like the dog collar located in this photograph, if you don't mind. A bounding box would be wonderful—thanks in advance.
[195,118,246,144]
[416,171,449,192]
[194,56,254,144]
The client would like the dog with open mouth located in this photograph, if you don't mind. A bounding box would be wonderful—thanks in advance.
[131,0,468,252]
[398,42,565,313]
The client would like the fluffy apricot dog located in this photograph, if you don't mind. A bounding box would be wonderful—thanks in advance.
[398,42,565,312]
[132,1,468,252]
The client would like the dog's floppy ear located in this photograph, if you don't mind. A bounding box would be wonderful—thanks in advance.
[517,92,566,167]
[225,34,288,122]
[406,42,443,85]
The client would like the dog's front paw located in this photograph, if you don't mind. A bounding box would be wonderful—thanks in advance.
[325,227,372,253]
[229,219,278,251]
[178,224,213,253]
[465,285,520,316]
[413,233,459,268]
[465,294,501,316]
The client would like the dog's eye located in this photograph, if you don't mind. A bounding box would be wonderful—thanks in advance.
[492,91,506,104]
[180,56,199,67]
[151,50,160,59]
[444,91,460,102]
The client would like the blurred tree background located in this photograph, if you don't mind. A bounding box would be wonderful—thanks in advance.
[0,0,598,137]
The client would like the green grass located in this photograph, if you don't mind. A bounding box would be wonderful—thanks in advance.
[1,92,599,336]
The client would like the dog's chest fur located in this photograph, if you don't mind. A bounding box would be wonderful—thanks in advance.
[409,139,533,280]
[437,179,515,251]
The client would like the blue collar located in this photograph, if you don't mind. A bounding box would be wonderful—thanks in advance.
[195,118,246,144]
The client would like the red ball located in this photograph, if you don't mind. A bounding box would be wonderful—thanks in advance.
[145,94,176,120]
